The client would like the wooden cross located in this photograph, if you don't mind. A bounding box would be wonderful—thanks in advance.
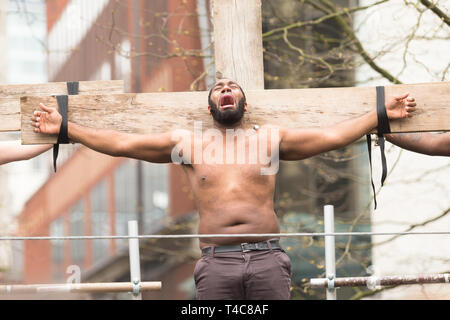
[0,80,124,133]
[0,0,448,144]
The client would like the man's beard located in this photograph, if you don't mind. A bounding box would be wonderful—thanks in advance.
[209,97,246,125]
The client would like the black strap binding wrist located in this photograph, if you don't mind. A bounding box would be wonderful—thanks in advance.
[56,95,70,144]
[366,86,391,210]
[53,81,79,172]
[376,86,391,136]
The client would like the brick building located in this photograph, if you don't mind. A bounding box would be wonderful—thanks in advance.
[17,0,210,299]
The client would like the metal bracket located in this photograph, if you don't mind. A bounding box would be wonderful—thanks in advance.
[366,276,380,290]
[374,136,380,146]
[132,279,141,296]
[327,275,335,290]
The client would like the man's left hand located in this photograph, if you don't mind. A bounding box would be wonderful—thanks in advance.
[386,93,417,120]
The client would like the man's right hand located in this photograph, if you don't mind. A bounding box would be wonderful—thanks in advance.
[31,103,62,135]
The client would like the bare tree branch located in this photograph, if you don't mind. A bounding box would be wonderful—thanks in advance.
[318,0,403,84]
[419,0,450,26]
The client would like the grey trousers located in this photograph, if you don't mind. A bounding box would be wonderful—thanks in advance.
[194,247,292,300]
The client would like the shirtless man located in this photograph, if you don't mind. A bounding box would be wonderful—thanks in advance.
[0,141,51,165]
[31,79,416,299]
[386,132,449,156]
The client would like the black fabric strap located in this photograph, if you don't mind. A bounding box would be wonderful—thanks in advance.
[66,81,79,96]
[56,95,70,144]
[376,86,391,135]
[376,86,390,186]
[366,134,377,210]
[367,86,391,210]
[53,81,79,172]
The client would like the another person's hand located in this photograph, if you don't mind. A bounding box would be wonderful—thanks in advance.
[31,103,62,134]
[385,93,416,120]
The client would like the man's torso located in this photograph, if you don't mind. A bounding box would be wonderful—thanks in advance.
[178,126,282,248]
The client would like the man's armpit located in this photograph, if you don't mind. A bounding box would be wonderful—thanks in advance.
[170,129,193,164]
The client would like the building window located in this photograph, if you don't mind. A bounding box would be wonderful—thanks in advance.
[143,162,168,233]
[6,0,47,84]
[142,0,168,76]
[114,40,131,91]
[49,217,65,281]
[70,200,85,265]
[91,179,110,263]
[90,61,111,81]
[115,159,138,248]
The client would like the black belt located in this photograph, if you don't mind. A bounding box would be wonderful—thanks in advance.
[202,239,281,254]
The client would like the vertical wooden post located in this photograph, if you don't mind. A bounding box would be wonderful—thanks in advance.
[212,0,264,90]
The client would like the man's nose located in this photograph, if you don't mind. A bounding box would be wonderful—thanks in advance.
[221,86,232,94]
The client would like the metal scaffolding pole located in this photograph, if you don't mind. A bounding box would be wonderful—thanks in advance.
[128,220,142,300]
[0,282,161,295]
[324,205,337,300]
[311,274,450,288]
[0,220,161,297]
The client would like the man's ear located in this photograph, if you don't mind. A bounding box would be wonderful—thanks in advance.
[244,103,248,112]
[208,105,211,113]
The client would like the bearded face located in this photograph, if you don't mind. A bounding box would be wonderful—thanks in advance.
[208,79,247,126]
[209,95,246,125]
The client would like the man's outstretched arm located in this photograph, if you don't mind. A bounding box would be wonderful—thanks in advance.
[0,141,52,165]
[385,132,450,157]
[279,94,417,160]
[31,103,181,163]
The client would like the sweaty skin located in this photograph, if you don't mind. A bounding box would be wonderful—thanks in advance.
[31,78,416,249]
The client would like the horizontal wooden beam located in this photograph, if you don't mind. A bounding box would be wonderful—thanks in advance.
[0,80,124,132]
[20,82,449,144]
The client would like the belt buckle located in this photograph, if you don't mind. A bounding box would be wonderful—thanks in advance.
[241,243,251,252]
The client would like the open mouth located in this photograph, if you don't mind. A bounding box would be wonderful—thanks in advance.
[219,94,235,109]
